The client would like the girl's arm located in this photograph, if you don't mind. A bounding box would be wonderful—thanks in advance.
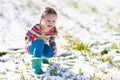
[25,24,41,44]
[25,33,36,44]
[49,36,57,56]
[53,49,57,56]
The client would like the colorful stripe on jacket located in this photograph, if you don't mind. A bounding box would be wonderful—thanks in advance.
[25,24,57,49]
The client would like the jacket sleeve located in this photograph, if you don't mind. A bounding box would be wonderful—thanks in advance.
[49,35,57,50]
[25,31,36,44]
[25,24,43,44]
[25,25,38,44]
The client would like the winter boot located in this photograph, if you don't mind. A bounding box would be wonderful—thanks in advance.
[42,58,49,64]
[31,58,44,74]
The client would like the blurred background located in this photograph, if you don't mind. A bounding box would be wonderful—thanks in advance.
[0,0,120,51]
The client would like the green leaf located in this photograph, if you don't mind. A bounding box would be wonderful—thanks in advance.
[112,43,118,49]
[101,48,108,55]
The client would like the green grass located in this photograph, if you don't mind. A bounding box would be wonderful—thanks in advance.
[0,52,7,56]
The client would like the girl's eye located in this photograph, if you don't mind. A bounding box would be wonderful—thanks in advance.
[47,20,50,22]
[53,21,55,23]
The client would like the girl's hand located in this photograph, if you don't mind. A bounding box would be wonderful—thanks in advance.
[53,49,57,57]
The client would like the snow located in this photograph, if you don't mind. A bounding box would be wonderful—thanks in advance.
[0,0,120,80]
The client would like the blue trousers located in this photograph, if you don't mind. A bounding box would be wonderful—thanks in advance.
[28,39,54,58]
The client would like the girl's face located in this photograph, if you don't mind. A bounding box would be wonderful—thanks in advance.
[41,14,57,32]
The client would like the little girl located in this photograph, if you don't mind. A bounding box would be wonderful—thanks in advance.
[25,7,57,74]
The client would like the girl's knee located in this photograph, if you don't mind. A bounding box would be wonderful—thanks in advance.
[31,39,44,48]
[33,39,44,45]
[28,39,45,57]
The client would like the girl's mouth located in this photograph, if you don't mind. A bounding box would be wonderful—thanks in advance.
[48,25,52,27]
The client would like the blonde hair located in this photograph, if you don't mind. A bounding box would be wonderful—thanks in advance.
[40,7,57,35]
